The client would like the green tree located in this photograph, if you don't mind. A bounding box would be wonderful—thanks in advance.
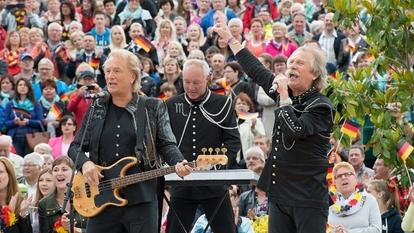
[326,0,414,187]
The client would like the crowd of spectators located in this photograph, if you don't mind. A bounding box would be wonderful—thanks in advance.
[0,0,413,232]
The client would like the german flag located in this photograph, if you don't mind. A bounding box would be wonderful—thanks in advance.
[90,57,100,70]
[340,120,360,138]
[326,167,334,185]
[13,107,32,118]
[159,92,169,101]
[134,36,152,53]
[208,78,229,95]
[47,104,63,120]
[397,139,413,161]
[60,90,76,102]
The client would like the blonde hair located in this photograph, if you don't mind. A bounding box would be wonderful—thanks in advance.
[109,25,127,50]
[333,162,355,178]
[154,19,177,42]
[167,41,187,61]
[105,49,141,92]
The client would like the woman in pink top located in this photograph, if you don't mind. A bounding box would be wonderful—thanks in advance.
[48,115,76,159]
[264,22,297,58]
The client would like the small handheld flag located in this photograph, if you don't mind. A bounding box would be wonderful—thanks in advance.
[238,112,259,120]
[340,120,360,138]
[397,139,413,161]
[134,36,152,53]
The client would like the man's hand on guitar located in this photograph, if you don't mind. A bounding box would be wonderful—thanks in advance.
[82,161,103,186]
[175,160,192,177]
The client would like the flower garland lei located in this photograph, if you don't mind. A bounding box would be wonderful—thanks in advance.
[1,206,17,228]
[329,184,367,216]
[53,216,68,233]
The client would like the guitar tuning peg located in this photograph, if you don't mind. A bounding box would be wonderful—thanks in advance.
[201,148,207,155]
[208,148,213,155]
[214,148,220,155]
[221,148,227,155]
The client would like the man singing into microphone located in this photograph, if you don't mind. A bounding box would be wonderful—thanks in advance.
[214,23,334,233]
[68,50,192,233]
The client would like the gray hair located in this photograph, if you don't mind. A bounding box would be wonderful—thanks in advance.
[245,146,265,162]
[0,135,12,145]
[272,22,288,34]
[105,49,141,92]
[34,143,52,155]
[310,20,324,35]
[290,45,328,91]
[38,58,54,70]
[228,18,243,27]
[188,49,206,61]
[23,152,44,167]
[183,59,210,78]
[48,22,63,32]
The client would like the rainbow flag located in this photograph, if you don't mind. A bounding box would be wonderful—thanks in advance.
[134,36,152,53]
[13,107,31,118]
[340,120,360,138]
[47,104,63,120]
[397,139,413,161]
[238,112,258,120]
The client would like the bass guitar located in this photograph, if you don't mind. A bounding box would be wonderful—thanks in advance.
[72,155,227,217]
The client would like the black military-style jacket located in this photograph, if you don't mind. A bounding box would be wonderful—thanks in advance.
[166,91,241,199]
[235,48,334,210]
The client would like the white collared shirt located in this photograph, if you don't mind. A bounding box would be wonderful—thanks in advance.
[319,30,338,65]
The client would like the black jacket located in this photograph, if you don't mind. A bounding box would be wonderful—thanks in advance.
[0,208,31,233]
[166,91,241,199]
[38,191,87,233]
[68,94,184,204]
[381,208,404,233]
[235,48,334,210]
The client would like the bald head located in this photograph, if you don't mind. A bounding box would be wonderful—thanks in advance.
[0,135,12,157]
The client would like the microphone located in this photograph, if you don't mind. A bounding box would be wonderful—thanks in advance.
[269,82,279,94]
[85,91,110,100]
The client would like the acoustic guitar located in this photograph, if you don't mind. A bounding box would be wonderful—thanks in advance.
[72,155,228,217]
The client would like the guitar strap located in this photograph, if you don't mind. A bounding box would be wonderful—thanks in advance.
[134,96,146,162]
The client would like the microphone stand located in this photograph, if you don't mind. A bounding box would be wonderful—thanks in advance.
[61,98,99,233]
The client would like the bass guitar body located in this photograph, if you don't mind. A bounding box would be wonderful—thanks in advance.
[72,157,138,217]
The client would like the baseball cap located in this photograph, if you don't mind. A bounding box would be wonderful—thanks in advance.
[78,70,96,80]
[19,52,33,61]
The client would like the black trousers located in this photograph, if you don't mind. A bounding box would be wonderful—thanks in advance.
[268,201,327,233]
[166,195,236,233]
[86,201,158,233]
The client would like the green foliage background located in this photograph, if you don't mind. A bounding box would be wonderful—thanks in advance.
[326,0,414,186]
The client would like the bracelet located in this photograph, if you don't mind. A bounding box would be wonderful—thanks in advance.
[20,211,29,218]
[279,98,292,107]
